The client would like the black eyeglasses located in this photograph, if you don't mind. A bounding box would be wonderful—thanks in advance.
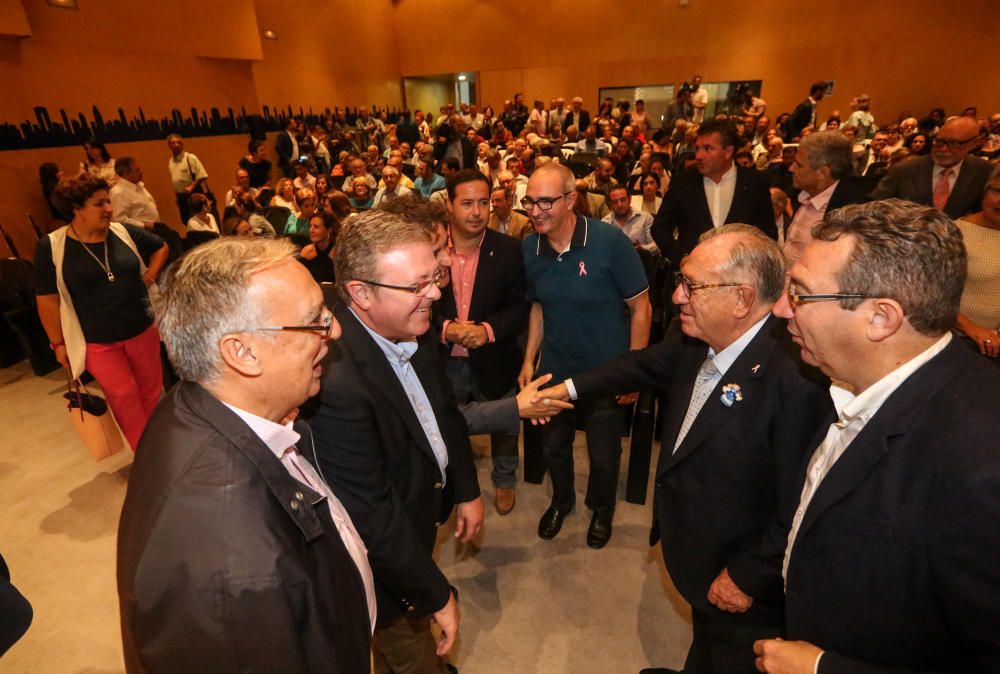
[673,272,742,299]
[255,313,336,338]
[522,192,572,212]
[786,288,873,309]
[356,268,444,296]
[931,136,978,149]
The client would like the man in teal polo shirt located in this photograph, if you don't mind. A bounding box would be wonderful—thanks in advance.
[519,162,652,549]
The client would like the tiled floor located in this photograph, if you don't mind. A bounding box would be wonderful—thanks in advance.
[0,361,692,673]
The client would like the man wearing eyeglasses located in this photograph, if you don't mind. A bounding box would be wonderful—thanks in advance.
[537,224,830,674]
[754,200,1000,674]
[119,238,374,673]
[872,116,992,219]
[309,210,483,674]
[520,162,652,549]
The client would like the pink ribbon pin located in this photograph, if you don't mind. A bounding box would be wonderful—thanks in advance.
[578,261,588,277]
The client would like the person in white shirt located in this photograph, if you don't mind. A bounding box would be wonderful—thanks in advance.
[690,74,709,123]
[110,157,160,229]
[224,168,258,208]
[759,199,1000,674]
[603,185,658,253]
[186,193,219,234]
[372,166,412,207]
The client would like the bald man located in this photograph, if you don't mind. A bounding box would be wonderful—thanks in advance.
[872,116,992,219]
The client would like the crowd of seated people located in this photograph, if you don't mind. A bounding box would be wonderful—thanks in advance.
[22,77,1000,674]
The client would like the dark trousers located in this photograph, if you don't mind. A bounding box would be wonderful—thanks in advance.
[445,358,519,488]
[542,396,625,511]
[682,608,783,674]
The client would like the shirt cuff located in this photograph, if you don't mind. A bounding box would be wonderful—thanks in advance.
[481,322,496,343]
[441,320,452,345]
[813,651,824,674]
[564,379,579,401]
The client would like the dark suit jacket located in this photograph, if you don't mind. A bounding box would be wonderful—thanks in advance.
[785,98,815,140]
[652,165,776,263]
[309,304,481,627]
[432,134,476,170]
[573,316,831,622]
[871,154,993,219]
[275,131,295,169]
[118,382,370,673]
[434,228,530,399]
[562,109,591,133]
[785,339,1000,673]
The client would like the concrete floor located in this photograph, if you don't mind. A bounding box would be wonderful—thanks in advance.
[0,361,692,673]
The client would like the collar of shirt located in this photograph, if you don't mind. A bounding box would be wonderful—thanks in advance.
[706,314,770,377]
[933,160,963,180]
[704,163,737,188]
[448,229,486,255]
[221,403,301,458]
[798,179,839,211]
[828,332,952,427]
[536,215,588,257]
[605,209,641,228]
[349,306,419,365]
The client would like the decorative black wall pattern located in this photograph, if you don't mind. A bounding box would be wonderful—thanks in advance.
[0,104,404,152]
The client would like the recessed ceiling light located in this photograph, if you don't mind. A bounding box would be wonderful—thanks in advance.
[262,29,278,40]
[47,0,78,8]
[458,75,467,81]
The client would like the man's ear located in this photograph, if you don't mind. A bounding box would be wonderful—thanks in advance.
[732,285,757,318]
[219,334,263,377]
[867,298,905,342]
[345,280,373,311]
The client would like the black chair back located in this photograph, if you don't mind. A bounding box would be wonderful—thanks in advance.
[183,230,220,251]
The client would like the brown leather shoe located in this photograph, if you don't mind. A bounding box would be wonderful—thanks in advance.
[495,487,516,515]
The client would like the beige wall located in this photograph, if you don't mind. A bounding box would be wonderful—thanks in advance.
[392,0,999,124]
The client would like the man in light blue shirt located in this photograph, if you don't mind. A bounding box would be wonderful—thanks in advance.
[414,157,446,199]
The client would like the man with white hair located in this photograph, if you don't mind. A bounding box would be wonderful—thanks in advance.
[118,237,374,673]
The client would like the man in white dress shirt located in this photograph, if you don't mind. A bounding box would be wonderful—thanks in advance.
[603,185,658,253]
[110,157,160,229]
[757,200,1000,673]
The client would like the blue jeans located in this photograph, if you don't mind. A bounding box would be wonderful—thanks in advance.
[445,358,519,488]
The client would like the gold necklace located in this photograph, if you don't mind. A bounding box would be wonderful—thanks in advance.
[69,224,115,282]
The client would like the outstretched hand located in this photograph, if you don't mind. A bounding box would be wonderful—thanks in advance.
[516,374,573,424]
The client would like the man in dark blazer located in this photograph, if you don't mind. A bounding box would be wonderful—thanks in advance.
[436,170,530,515]
[756,200,1000,673]
[872,116,992,219]
[118,238,373,673]
[652,119,775,267]
[275,117,300,179]
[309,210,483,673]
[562,96,591,134]
[783,81,827,141]
[539,225,831,673]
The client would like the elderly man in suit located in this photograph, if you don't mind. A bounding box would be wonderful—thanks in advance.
[755,200,1000,673]
[309,210,483,673]
[652,119,775,265]
[562,96,591,135]
[118,238,374,673]
[438,169,531,515]
[872,116,992,219]
[783,130,870,267]
[539,224,831,673]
